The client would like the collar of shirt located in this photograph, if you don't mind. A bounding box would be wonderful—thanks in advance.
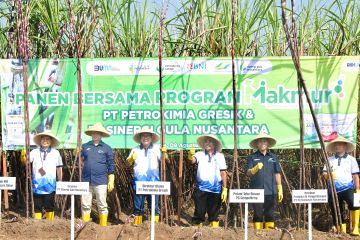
[335,152,348,166]
[40,147,52,153]
[140,143,153,157]
[91,140,104,147]
[204,150,217,162]
[255,150,271,156]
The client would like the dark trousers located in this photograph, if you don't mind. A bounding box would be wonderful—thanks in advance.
[33,192,55,213]
[134,194,160,216]
[252,194,276,222]
[192,189,221,224]
[329,188,359,225]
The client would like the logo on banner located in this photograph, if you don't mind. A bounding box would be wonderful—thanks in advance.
[187,62,207,70]
[129,63,150,73]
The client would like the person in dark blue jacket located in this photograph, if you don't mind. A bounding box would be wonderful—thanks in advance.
[81,122,114,226]
[246,132,283,230]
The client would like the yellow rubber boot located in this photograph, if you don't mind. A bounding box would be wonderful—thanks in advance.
[150,215,159,223]
[340,223,347,234]
[34,212,42,220]
[210,221,219,228]
[254,222,263,230]
[45,211,54,220]
[351,210,360,236]
[82,213,91,222]
[99,214,108,226]
[134,215,143,225]
[264,222,275,230]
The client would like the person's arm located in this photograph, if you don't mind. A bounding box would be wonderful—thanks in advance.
[107,147,115,175]
[221,171,227,188]
[353,174,360,192]
[57,167,63,181]
[275,173,281,185]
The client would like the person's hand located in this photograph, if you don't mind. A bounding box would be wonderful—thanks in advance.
[20,148,27,166]
[127,151,137,165]
[250,162,263,175]
[277,185,283,203]
[188,148,196,161]
[161,145,169,161]
[221,187,228,203]
[323,171,336,180]
[108,174,115,192]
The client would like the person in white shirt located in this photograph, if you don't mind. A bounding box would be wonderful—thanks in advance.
[126,126,168,225]
[188,135,227,228]
[30,130,63,220]
[323,136,360,235]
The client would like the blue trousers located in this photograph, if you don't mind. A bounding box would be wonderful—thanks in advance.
[134,194,160,216]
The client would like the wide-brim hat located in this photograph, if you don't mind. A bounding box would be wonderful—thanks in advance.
[196,135,222,152]
[85,122,110,137]
[133,126,159,144]
[33,130,60,147]
[325,136,355,153]
[249,132,277,149]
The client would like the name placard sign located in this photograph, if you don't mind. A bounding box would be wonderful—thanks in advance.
[56,182,89,195]
[292,190,327,203]
[229,189,264,203]
[136,181,171,195]
[0,177,16,190]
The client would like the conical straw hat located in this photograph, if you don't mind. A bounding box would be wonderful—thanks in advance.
[33,130,60,147]
[133,126,159,144]
[325,136,355,153]
[196,135,222,152]
[85,122,110,137]
[249,132,277,149]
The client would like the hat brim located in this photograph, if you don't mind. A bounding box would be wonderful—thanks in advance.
[133,131,159,144]
[249,137,276,149]
[326,140,355,153]
[196,135,222,152]
[85,130,110,137]
[33,133,60,147]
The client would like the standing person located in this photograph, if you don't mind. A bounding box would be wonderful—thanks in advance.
[81,123,115,226]
[126,126,168,225]
[188,135,227,228]
[246,132,283,230]
[31,130,63,220]
[323,136,359,235]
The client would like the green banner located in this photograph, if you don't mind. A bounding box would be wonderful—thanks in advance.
[1,57,359,150]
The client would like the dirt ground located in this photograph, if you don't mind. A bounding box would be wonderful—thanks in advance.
[0,211,358,240]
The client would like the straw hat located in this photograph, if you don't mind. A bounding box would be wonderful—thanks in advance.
[85,122,110,137]
[33,130,60,147]
[249,132,277,149]
[196,135,222,152]
[133,126,159,144]
[325,136,355,153]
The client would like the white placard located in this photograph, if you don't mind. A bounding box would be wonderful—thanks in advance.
[292,190,327,203]
[56,182,89,195]
[0,177,16,190]
[354,193,360,207]
[229,189,264,203]
[136,181,171,195]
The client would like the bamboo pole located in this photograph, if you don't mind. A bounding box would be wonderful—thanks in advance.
[280,0,341,228]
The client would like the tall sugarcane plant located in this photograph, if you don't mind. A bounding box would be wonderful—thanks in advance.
[0,0,358,58]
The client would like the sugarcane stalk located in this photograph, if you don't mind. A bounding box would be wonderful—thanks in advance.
[281,0,341,229]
